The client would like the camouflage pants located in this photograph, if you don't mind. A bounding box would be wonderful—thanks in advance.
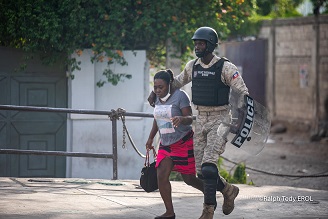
[194,110,232,174]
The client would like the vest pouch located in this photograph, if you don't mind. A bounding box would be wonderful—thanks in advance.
[216,87,230,105]
[192,85,218,106]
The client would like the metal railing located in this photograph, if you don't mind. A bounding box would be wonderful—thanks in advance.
[0,104,154,180]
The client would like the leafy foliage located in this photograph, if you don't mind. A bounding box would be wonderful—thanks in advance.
[0,0,251,85]
[229,0,305,39]
[2,1,320,84]
[169,157,254,186]
[269,0,304,18]
[169,171,183,181]
[218,157,254,185]
[310,0,328,15]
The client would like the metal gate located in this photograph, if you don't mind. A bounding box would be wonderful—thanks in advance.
[0,47,67,177]
[221,39,267,106]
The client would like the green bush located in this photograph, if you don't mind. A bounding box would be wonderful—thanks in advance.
[169,157,254,186]
[218,157,254,185]
[169,171,183,181]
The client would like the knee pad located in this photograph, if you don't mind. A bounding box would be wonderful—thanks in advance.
[201,163,218,179]
[201,163,218,205]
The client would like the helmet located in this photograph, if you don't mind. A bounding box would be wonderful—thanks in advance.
[192,27,218,53]
[192,27,218,45]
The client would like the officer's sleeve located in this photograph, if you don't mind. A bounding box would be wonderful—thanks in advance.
[222,61,249,96]
[222,62,249,108]
[171,60,194,89]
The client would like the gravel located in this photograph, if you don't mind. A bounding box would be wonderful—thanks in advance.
[221,131,328,191]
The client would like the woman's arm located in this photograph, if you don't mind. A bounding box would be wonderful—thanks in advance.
[145,119,158,149]
[171,106,193,128]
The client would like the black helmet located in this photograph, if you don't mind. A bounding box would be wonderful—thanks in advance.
[192,27,218,53]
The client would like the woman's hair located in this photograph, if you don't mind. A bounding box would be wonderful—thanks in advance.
[154,69,174,85]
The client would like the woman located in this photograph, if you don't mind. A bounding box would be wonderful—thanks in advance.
[146,69,204,219]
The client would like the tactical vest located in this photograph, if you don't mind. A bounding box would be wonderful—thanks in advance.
[191,58,230,106]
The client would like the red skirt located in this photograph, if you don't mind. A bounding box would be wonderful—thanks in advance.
[155,131,196,175]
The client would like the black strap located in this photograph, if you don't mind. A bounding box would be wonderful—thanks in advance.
[144,147,157,166]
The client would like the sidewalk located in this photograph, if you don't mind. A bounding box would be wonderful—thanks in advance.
[0,177,327,219]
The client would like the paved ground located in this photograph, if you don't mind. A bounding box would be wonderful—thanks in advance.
[0,131,327,219]
[0,177,327,219]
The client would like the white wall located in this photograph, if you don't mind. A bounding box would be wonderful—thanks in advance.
[66,49,155,180]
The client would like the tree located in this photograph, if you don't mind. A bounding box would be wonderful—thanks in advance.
[229,0,305,39]
[256,0,274,16]
[0,0,252,85]
[269,0,304,17]
[310,0,328,15]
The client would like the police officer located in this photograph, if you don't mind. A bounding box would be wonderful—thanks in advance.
[148,26,249,219]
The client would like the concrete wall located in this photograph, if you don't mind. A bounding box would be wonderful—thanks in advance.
[67,50,154,180]
[258,15,328,131]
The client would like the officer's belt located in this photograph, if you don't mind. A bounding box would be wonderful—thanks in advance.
[198,111,223,116]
